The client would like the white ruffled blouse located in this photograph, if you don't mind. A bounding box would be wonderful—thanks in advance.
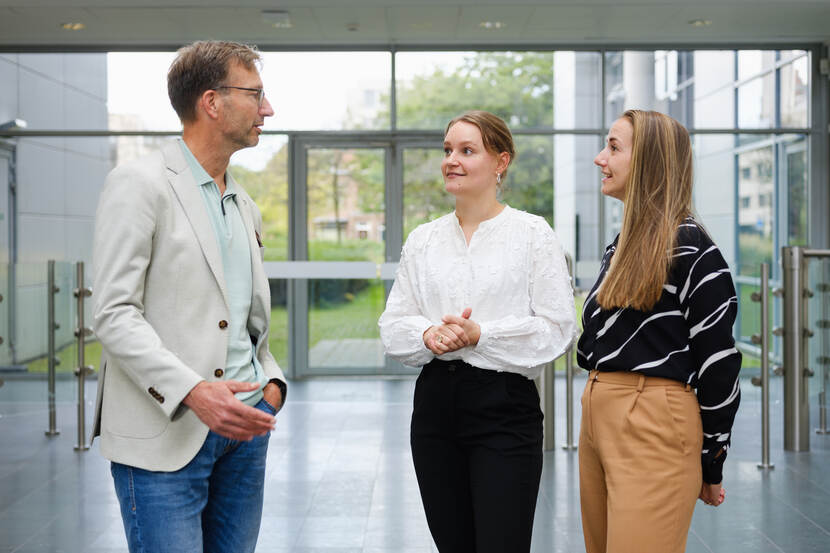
[378,205,577,379]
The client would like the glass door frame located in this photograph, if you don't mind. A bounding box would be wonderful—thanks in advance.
[271,132,442,377]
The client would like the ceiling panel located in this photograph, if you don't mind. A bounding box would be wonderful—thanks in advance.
[387,6,460,41]
[0,1,826,48]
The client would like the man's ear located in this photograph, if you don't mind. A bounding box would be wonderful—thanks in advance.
[198,89,221,121]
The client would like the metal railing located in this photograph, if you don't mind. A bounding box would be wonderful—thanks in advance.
[45,260,60,437]
[780,246,830,452]
[563,253,578,451]
[73,262,93,452]
[815,261,830,436]
[749,263,774,469]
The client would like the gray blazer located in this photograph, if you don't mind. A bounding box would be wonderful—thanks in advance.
[91,141,285,472]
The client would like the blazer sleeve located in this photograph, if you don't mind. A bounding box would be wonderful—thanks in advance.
[92,162,204,420]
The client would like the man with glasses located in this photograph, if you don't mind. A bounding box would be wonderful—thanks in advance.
[91,41,286,553]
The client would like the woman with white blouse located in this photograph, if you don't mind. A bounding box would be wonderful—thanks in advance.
[378,110,576,553]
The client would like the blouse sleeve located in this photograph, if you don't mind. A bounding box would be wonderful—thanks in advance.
[474,224,577,369]
[679,232,742,485]
[378,239,435,368]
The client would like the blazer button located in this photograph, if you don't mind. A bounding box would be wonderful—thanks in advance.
[214,368,224,378]
[218,320,228,329]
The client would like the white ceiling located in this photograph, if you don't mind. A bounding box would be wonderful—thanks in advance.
[0,0,828,50]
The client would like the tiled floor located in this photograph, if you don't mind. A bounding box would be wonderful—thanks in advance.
[1,372,829,552]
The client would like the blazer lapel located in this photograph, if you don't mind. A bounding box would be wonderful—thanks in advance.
[163,141,229,309]
[231,173,269,334]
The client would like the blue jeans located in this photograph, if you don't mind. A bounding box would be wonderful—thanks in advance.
[111,399,275,553]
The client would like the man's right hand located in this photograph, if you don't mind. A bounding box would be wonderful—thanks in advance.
[182,380,275,441]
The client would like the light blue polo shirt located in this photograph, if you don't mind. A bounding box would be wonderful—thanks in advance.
[179,139,266,406]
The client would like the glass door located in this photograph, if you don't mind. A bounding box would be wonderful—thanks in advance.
[304,145,388,375]
[263,134,447,377]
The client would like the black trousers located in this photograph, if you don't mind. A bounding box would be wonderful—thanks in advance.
[410,359,544,553]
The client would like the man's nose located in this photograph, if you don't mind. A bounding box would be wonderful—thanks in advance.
[260,96,275,117]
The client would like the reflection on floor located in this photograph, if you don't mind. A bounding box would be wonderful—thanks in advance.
[1,373,829,552]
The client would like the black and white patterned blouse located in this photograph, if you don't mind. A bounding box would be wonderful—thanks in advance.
[577,217,741,484]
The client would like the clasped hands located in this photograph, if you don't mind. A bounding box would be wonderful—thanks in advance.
[423,307,481,355]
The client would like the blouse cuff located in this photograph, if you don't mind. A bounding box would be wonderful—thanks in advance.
[701,449,727,485]
[475,320,493,352]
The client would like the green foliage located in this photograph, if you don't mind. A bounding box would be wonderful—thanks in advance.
[392,52,554,130]
[231,147,289,260]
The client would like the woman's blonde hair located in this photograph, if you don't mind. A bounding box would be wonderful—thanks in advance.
[597,110,693,311]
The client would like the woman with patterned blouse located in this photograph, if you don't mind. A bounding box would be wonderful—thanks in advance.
[577,110,741,553]
[379,111,576,552]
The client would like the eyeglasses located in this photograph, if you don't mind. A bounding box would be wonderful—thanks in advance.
[214,86,266,107]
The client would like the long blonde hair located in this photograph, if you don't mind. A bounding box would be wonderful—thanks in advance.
[597,110,693,311]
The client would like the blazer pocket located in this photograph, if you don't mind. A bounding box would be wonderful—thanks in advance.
[102,367,169,439]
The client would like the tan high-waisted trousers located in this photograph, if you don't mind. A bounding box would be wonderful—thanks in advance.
[579,370,703,553]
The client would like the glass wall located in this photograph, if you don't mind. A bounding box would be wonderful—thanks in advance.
[601,49,811,357]
[0,46,817,376]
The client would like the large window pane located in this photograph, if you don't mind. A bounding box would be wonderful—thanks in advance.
[308,278,385,374]
[694,86,734,129]
[395,52,554,130]
[268,278,289,369]
[110,52,392,132]
[402,147,451,241]
[231,135,290,261]
[784,137,808,246]
[552,51,602,129]
[737,73,776,128]
[307,148,385,263]
[693,134,738,270]
[502,135,553,226]
[604,51,693,128]
[737,143,774,277]
[781,55,809,128]
[108,52,179,131]
[693,51,735,98]
[738,50,776,81]
[0,53,110,131]
[553,135,603,286]
[261,52,390,131]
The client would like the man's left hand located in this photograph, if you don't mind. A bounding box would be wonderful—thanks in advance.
[263,382,283,413]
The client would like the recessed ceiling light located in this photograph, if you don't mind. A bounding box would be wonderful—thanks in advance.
[60,22,85,31]
[479,21,506,30]
[261,9,293,29]
[688,19,712,27]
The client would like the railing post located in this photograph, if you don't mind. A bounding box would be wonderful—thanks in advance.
[751,263,773,469]
[73,261,93,452]
[45,260,60,437]
[814,258,830,435]
[541,362,555,450]
[781,246,811,451]
[562,253,577,451]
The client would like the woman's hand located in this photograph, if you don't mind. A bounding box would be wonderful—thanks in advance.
[423,308,481,355]
[698,482,725,507]
[423,323,469,355]
[441,308,481,346]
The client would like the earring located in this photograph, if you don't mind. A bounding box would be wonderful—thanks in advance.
[496,173,502,185]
